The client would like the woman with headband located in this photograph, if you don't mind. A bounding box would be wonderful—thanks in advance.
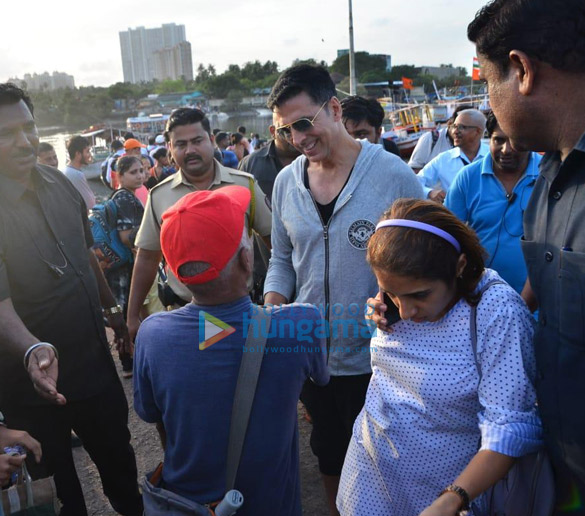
[337,199,542,516]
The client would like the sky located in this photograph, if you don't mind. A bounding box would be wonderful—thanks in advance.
[2,0,489,88]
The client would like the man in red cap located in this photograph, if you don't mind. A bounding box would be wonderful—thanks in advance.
[133,186,328,516]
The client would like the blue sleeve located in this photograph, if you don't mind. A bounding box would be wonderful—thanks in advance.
[476,289,543,457]
[444,169,470,222]
[133,326,163,424]
[264,173,297,300]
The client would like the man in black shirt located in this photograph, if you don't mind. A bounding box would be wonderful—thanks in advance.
[469,0,585,510]
[0,83,142,515]
[340,95,401,157]
[238,119,300,202]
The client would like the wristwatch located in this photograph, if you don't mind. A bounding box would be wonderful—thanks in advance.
[103,305,123,316]
[439,484,470,510]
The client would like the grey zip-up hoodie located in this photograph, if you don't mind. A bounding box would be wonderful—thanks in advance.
[265,140,424,375]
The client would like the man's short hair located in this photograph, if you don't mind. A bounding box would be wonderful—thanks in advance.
[267,64,336,110]
[111,140,124,151]
[456,109,487,132]
[231,133,244,146]
[237,126,246,134]
[152,147,168,161]
[215,132,229,146]
[340,96,385,132]
[485,111,499,137]
[148,135,156,145]
[212,128,221,136]
[165,108,211,138]
[0,83,34,115]
[468,0,585,73]
[38,142,54,154]
[67,135,90,160]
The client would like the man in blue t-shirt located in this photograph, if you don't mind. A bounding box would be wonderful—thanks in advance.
[134,186,329,515]
[445,111,541,294]
[215,131,239,168]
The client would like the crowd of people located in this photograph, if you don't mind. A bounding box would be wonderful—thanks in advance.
[0,0,584,515]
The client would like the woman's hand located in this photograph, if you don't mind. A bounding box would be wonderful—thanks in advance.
[419,491,462,516]
[365,291,393,333]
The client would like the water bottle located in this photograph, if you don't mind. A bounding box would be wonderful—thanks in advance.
[214,490,244,516]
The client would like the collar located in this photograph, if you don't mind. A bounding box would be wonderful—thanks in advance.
[480,151,541,178]
[0,164,55,201]
[451,142,489,163]
[540,129,585,183]
[171,159,234,190]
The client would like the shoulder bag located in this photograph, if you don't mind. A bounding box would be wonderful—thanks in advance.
[142,308,272,515]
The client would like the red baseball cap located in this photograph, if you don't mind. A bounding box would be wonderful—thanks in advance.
[160,186,251,285]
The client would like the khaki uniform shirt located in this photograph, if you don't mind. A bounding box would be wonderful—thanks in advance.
[135,160,272,301]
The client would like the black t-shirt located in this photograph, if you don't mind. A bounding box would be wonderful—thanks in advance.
[303,162,353,226]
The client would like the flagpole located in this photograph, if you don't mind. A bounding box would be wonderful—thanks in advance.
[348,0,357,95]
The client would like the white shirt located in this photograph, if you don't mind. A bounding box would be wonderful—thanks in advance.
[337,270,542,516]
[417,142,489,197]
[408,127,453,170]
[63,166,96,210]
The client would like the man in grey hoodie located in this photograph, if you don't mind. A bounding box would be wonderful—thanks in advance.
[264,64,423,515]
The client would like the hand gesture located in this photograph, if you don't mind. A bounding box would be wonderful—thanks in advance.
[27,346,66,405]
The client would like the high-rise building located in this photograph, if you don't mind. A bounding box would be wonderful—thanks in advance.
[153,41,194,82]
[9,71,75,91]
[119,23,193,83]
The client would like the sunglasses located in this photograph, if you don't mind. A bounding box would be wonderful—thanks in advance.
[275,100,329,141]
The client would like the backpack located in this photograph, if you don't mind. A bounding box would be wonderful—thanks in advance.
[89,194,133,271]
[100,155,116,191]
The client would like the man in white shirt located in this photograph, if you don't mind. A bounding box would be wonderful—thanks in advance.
[408,105,473,173]
[418,109,488,202]
[64,135,96,210]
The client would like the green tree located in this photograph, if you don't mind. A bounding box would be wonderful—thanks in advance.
[154,79,187,94]
[330,52,386,78]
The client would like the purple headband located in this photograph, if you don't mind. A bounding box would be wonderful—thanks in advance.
[375,219,462,253]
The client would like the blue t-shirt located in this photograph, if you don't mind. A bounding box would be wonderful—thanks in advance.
[221,149,239,169]
[134,296,329,516]
[445,152,541,293]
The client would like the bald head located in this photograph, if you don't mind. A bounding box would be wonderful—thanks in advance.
[455,109,486,131]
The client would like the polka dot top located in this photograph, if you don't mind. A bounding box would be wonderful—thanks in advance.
[337,269,543,516]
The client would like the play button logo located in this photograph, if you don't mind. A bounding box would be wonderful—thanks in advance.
[198,311,235,350]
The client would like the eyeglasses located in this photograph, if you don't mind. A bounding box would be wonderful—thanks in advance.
[275,100,329,141]
[451,123,478,132]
